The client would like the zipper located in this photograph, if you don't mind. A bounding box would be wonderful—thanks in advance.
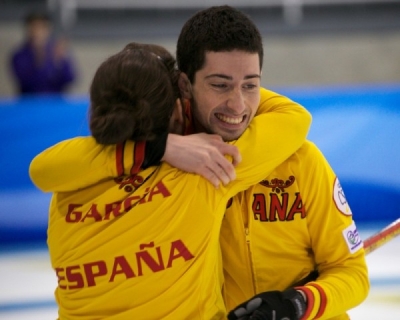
[242,193,256,295]
[244,226,257,295]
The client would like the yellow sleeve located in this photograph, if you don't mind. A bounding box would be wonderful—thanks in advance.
[257,87,308,116]
[296,142,369,319]
[29,137,143,192]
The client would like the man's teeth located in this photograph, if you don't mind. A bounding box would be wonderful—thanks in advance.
[216,114,243,124]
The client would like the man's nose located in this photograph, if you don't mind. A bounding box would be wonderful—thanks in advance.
[227,88,246,114]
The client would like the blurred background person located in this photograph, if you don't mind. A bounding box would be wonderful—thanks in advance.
[9,11,77,95]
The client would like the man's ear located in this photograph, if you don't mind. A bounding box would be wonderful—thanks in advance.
[178,73,192,99]
[169,98,185,135]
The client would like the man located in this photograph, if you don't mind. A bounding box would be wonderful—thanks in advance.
[175,6,369,320]
[10,11,76,95]
[29,43,311,319]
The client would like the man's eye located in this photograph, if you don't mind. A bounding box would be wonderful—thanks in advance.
[211,84,227,89]
[244,84,258,90]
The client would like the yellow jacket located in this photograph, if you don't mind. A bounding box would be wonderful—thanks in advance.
[221,140,370,319]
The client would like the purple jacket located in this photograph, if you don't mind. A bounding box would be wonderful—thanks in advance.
[10,40,76,94]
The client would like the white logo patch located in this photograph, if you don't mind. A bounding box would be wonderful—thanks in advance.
[333,177,352,216]
[342,221,363,254]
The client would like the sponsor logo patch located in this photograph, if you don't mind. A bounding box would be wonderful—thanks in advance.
[342,221,363,254]
[333,177,352,216]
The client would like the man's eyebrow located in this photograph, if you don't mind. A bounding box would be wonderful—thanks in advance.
[205,74,232,80]
[244,74,261,80]
[205,74,261,80]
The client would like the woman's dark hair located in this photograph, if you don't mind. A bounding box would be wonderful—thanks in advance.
[177,5,263,83]
[89,43,180,144]
[123,42,181,100]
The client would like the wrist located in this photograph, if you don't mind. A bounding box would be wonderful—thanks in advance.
[160,133,178,163]
[283,288,307,319]
[297,289,307,303]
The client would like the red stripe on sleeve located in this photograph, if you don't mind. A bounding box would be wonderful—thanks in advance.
[295,286,314,320]
[116,142,125,176]
[131,141,146,175]
[307,283,327,319]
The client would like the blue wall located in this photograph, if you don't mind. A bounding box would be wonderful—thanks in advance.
[0,95,90,244]
[1,84,399,243]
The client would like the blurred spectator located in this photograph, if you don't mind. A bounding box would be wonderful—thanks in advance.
[9,11,77,95]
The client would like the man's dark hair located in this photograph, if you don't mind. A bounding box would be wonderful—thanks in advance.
[176,5,264,83]
[24,11,51,25]
[89,44,178,144]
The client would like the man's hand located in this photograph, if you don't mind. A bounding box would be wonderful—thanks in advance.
[53,37,70,63]
[162,133,241,188]
[227,288,306,320]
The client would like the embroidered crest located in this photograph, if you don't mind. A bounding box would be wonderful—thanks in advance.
[333,177,352,216]
[260,176,295,193]
[114,175,144,192]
